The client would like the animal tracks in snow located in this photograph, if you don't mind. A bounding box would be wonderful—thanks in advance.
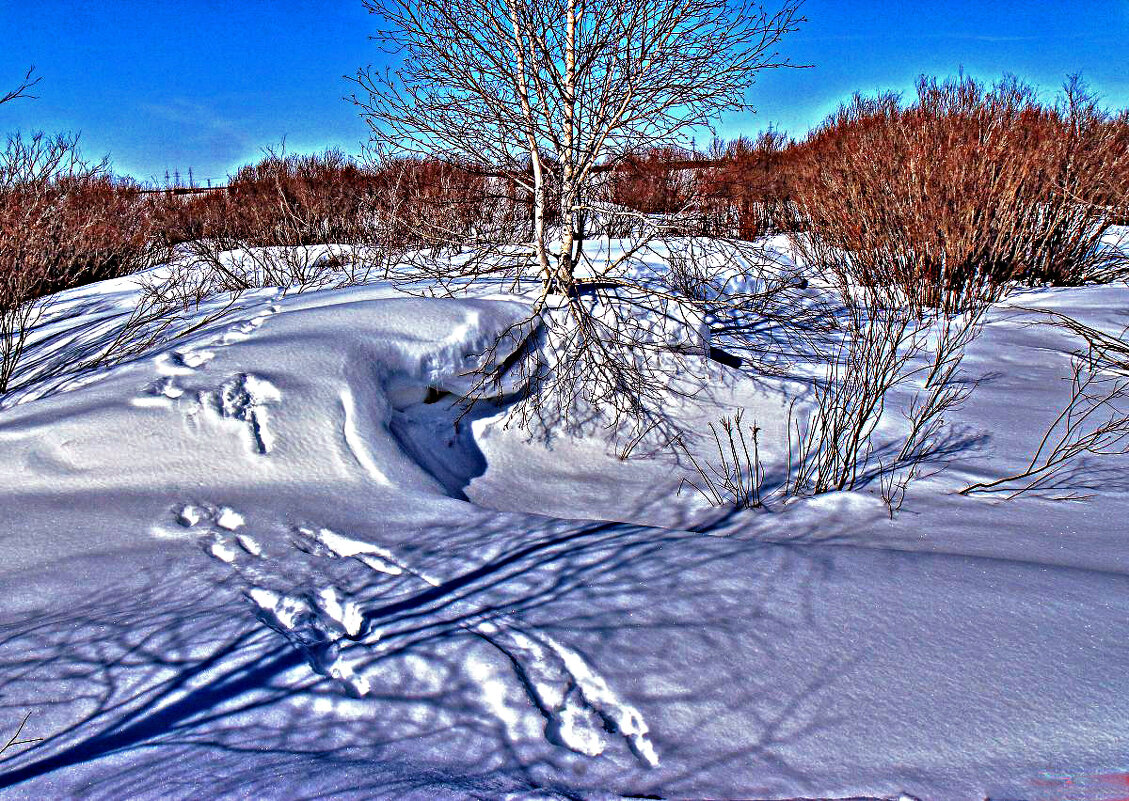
[130,303,284,455]
[151,301,280,380]
[184,508,661,767]
[133,302,282,432]
[135,371,283,455]
[475,621,659,766]
[203,373,282,454]
[169,502,266,566]
[154,348,217,376]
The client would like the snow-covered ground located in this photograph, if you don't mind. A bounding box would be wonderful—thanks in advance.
[2,239,1129,800]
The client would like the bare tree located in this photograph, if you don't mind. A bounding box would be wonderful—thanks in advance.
[352,0,801,292]
[352,0,806,447]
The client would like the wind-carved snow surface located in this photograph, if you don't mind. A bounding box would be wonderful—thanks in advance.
[339,387,392,485]
[66,281,663,769]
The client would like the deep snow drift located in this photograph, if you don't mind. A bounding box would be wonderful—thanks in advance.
[1,243,1129,800]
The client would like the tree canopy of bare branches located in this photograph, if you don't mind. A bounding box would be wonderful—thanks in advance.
[352,0,802,292]
[349,0,807,451]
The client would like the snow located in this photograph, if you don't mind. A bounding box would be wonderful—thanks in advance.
[1,241,1129,799]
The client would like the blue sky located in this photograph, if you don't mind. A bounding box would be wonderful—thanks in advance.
[1,0,1126,184]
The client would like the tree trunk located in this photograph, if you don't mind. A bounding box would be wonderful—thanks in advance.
[553,0,579,295]
[530,152,552,286]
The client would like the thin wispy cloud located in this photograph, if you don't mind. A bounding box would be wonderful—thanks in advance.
[140,99,243,136]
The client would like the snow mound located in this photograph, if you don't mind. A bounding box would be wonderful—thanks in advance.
[0,290,533,506]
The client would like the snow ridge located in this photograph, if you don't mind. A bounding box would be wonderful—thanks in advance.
[339,387,392,485]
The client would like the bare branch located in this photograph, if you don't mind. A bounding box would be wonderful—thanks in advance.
[961,312,1129,499]
[0,67,40,107]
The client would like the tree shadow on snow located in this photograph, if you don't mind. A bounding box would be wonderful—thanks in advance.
[0,514,863,799]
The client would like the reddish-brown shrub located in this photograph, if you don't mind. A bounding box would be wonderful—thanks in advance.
[149,150,525,256]
[369,156,507,247]
[604,145,701,216]
[0,134,162,300]
[597,134,799,240]
[1,132,165,391]
[225,149,371,246]
[150,149,373,248]
[149,188,227,247]
[694,131,798,238]
[788,74,1129,311]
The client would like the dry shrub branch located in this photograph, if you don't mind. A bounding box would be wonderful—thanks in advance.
[784,280,996,512]
[677,410,765,508]
[962,312,1129,500]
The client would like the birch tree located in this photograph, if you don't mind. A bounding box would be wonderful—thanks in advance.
[351,0,812,447]
[353,0,801,293]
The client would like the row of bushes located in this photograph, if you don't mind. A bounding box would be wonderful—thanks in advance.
[601,131,796,240]
[0,133,161,309]
[0,143,509,311]
[152,149,511,249]
[3,73,1129,318]
[0,133,164,391]
[604,75,1129,308]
